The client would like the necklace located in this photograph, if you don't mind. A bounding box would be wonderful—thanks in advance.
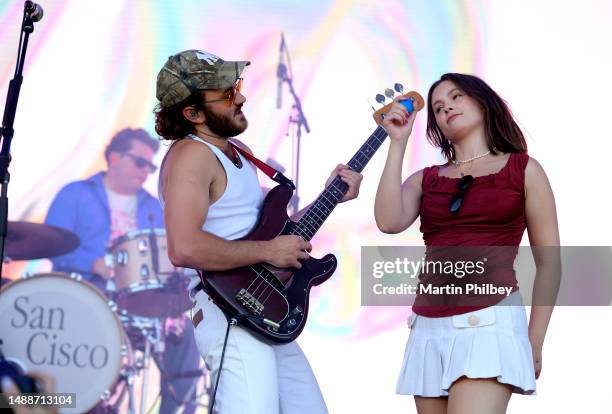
[451,150,491,166]
[189,133,242,169]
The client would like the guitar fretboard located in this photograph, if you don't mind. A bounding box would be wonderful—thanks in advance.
[291,125,388,241]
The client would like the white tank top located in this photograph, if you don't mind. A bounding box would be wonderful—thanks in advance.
[159,134,264,296]
[191,135,263,238]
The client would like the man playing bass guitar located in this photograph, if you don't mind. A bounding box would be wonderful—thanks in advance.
[155,50,362,414]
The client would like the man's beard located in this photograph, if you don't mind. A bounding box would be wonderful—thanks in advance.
[202,105,248,137]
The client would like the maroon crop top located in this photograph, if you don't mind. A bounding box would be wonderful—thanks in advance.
[412,152,530,317]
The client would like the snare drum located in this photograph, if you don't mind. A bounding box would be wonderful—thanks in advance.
[0,273,131,413]
[108,229,190,317]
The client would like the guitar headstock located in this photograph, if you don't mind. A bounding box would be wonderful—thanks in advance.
[372,83,425,126]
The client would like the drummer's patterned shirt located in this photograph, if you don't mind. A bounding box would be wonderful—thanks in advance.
[106,186,137,242]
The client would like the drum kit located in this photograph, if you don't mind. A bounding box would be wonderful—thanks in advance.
[0,222,208,413]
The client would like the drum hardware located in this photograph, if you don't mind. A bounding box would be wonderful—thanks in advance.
[140,264,150,279]
[69,272,82,281]
[106,278,117,292]
[92,367,134,414]
[119,311,175,413]
[114,289,202,414]
[137,238,147,252]
[115,250,128,265]
[105,343,137,414]
[104,252,115,267]
[122,317,166,414]
[124,365,137,414]
[140,338,151,414]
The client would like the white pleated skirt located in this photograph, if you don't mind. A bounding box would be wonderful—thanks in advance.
[396,292,536,397]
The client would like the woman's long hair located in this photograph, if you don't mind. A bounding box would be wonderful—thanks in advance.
[426,73,527,161]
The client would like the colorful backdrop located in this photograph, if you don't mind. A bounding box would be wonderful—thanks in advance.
[1,1,611,412]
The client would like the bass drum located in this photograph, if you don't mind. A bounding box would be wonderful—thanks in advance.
[0,273,131,413]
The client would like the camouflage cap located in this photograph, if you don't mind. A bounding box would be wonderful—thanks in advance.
[156,50,250,108]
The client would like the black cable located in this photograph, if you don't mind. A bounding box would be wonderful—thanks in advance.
[209,317,236,414]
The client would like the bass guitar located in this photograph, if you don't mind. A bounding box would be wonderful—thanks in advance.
[198,87,424,343]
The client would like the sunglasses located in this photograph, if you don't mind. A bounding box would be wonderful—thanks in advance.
[124,153,157,173]
[449,174,474,214]
[202,78,243,107]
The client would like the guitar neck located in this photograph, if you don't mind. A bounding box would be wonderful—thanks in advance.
[291,126,388,241]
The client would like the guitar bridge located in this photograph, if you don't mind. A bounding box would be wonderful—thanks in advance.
[236,288,264,315]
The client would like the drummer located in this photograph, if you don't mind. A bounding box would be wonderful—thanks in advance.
[46,128,161,288]
[45,127,200,414]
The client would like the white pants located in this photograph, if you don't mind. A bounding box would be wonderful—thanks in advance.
[192,290,328,414]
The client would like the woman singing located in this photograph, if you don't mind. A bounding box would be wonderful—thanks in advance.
[375,73,560,414]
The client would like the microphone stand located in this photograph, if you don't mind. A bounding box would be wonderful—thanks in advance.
[0,1,41,286]
[276,35,310,215]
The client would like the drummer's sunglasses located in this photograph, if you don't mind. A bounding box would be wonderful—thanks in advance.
[124,153,157,173]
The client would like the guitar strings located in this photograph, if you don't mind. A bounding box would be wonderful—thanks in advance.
[234,127,390,323]
[244,178,351,309]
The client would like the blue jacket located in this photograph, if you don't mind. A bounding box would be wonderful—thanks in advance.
[45,172,164,280]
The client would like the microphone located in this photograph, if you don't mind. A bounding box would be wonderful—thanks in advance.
[276,34,286,109]
[25,1,44,22]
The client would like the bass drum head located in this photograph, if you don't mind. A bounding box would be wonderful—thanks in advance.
[0,273,127,413]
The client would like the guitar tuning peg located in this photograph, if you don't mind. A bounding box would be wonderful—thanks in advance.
[394,83,404,93]
[375,94,386,104]
[384,88,395,99]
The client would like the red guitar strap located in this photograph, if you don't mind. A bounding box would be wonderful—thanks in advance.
[230,142,295,189]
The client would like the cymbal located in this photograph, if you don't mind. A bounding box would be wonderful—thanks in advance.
[5,221,80,260]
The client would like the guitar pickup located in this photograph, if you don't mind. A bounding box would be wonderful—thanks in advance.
[236,288,264,315]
